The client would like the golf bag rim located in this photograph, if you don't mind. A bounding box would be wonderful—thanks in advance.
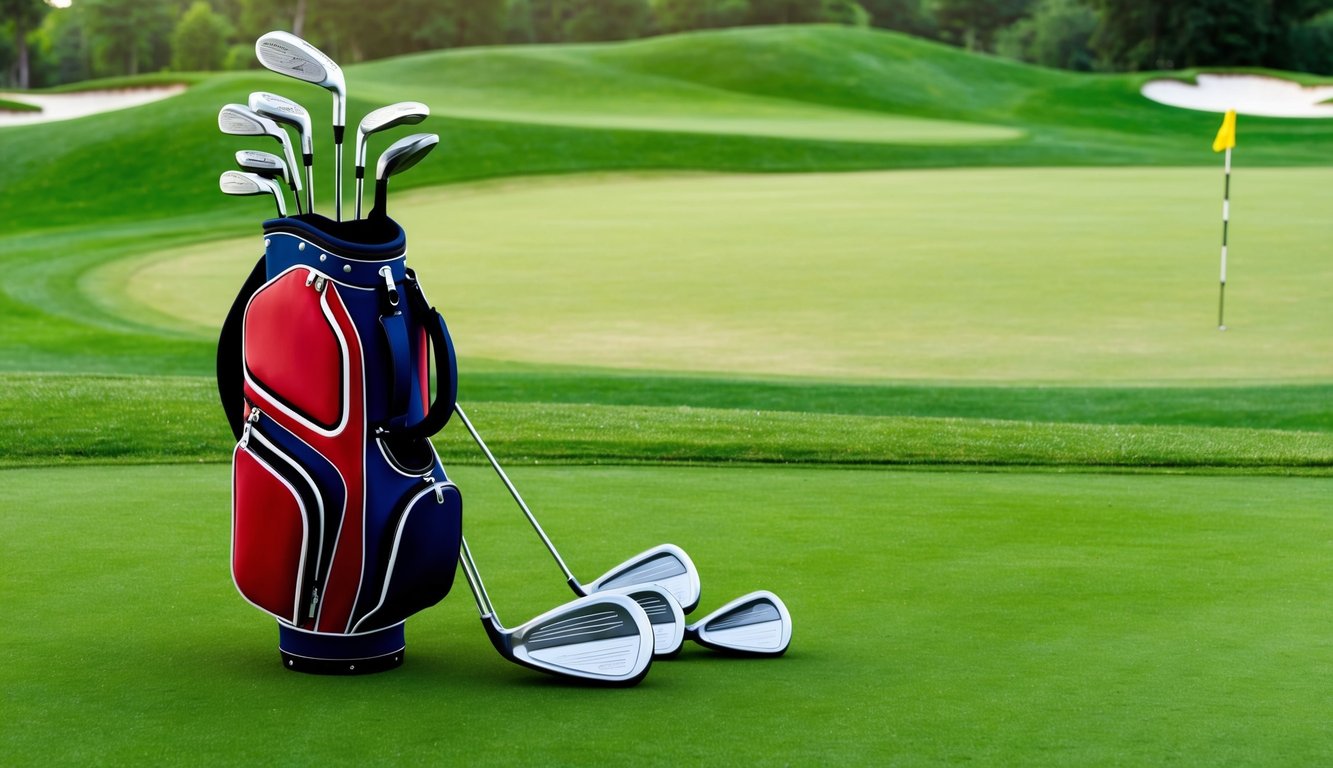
[265,213,405,257]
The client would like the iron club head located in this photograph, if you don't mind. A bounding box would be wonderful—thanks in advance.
[354,101,429,218]
[684,590,791,657]
[219,170,287,217]
[218,103,302,210]
[584,543,702,615]
[370,132,439,219]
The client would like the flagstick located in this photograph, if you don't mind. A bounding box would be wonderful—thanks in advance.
[1218,146,1230,331]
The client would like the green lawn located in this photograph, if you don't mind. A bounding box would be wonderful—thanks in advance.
[2,465,1329,766]
[2,24,1332,766]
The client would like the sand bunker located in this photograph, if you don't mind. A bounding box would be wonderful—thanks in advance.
[0,85,187,126]
[1142,74,1333,118]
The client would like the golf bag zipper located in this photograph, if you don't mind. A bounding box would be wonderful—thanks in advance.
[237,406,327,627]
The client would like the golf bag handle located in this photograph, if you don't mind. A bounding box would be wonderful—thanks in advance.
[378,271,456,441]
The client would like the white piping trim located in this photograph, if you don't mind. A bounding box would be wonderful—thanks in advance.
[349,482,455,634]
[231,442,309,626]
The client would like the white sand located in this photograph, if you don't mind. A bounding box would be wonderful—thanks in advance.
[0,85,187,126]
[1142,74,1333,118]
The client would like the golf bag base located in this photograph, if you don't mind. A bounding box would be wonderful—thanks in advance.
[220,213,462,672]
[278,624,406,675]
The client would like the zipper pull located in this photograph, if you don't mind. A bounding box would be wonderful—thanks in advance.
[379,266,399,308]
[313,275,327,293]
[424,475,444,504]
[308,587,320,620]
[239,408,261,449]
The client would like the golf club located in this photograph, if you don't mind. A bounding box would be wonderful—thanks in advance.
[249,91,315,214]
[218,104,303,213]
[255,31,346,219]
[369,132,438,219]
[457,537,655,686]
[219,170,287,217]
[234,150,300,214]
[453,404,702,614]
[606,585,685,657]
[684,590,792,657]
[355,102,429,219]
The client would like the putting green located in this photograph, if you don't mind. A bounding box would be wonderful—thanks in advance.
[110,168,1333,383]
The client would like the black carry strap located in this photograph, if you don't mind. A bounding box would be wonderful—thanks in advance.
[217,255,267,441]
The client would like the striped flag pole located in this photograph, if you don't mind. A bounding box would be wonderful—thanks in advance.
[1212,109,1237,331]
[1218,145,1230,331]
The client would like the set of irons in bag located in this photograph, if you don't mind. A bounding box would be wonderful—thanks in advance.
[217,31,791,686]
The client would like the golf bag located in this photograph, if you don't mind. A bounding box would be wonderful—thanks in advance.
[217,213,462,674]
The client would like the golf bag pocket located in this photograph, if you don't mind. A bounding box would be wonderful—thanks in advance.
[232,435,319,626]
[352,481,462,633]
[242,266,348,432]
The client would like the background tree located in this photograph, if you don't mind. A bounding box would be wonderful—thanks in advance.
[653,0,751,34]
[1,0,50,88]
[745,0,825,24]
[995,0,1096,70]
[933,0,1035,51]
[565,0,654,41]
[860,0,938,37]
[172,1,233,71]
[81,0,174,77]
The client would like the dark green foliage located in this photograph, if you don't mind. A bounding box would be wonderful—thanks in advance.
[565,0,656,41]
[859,0,938,36]
[0,0,49,88]
[995,0,1097,70]
[172,1,234,72]
[933,0,1035,51]
[653,0,752,34]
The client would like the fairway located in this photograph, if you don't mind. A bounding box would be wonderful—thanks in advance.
[118,168,1333,383]
[2,464,1330,766]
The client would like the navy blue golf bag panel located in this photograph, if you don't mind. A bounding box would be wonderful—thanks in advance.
[218,213,462,674]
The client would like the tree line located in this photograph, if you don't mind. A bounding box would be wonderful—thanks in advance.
[4,0,1333,90]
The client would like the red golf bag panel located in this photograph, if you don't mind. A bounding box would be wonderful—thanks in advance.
[219,214,461,669]
[242,268,348,431]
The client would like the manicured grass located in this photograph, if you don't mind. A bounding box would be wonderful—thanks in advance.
[2,464,1329,765]
[117,168,1333,383]
[0,97,41,113]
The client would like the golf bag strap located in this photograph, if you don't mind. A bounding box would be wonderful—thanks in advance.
[379,311,412,428]
[381,274,456,441]
[218,255,267,441]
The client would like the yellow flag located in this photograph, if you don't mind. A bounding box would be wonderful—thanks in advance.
[1212,109,1237,152]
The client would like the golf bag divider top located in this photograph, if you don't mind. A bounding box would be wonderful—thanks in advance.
[218,212,463,675]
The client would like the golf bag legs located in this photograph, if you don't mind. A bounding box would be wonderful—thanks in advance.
[277,624,406,675]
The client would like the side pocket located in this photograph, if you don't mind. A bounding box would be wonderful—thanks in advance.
[351,482,462,633]
[231,425,325,626]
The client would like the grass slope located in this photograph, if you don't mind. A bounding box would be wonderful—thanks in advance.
[3,465,1330,765]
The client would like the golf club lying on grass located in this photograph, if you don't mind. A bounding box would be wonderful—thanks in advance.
[457,537,655,686]
[248,91,315,213]
[217,104,303,214]
[255,31,345,219]
[368,132,438,220]
[219,170,287,217]
[234,150,299,212]
[453,404,702,614]
[684,590,791,657]
[355,101,429,218]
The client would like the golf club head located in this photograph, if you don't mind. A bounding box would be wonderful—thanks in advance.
[219,171,287,217]
[218,104,301,197]
[605,585,685,658]
[684,590,791,657]
[370,133,439,218]
[483,593,654,686]
[584,543,701,615]
[234,149,290,185]
[254,31,345,128]
[356,101,430,170]
[249,91,314,157]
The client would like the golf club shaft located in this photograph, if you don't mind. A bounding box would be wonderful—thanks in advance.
[453,404,581,589]
[355,175,364,219]
[457,536,497,620]
[335,141,343,220]
[305,160,314,214]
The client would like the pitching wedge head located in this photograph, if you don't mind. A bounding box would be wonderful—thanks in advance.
[685,590,791,657]
[355,102,429,170]
[375,132,439,183]
[254,31,345,128]
[606,585,685,658]
[585,543,701,615]
[219,170,286,217]
[249,91,314,157]
[483,593,654,686]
